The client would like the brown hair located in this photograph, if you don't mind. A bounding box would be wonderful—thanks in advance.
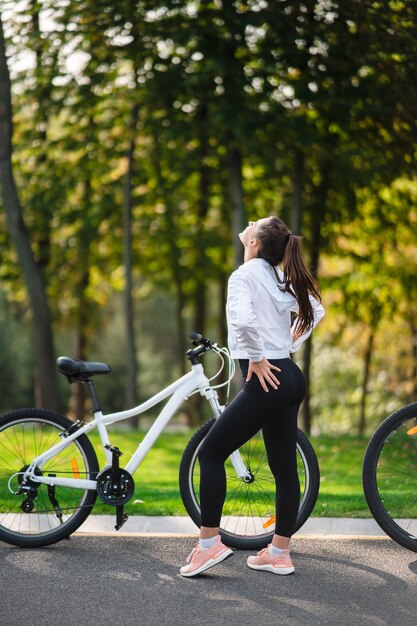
[256,216,322,340]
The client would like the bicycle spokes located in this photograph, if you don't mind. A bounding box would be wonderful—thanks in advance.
[363,409,417,552]
[0,412,98,545]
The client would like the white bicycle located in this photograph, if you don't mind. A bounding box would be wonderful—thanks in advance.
[0,332,320,549]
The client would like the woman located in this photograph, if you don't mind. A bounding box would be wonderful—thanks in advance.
[180,216,324,577]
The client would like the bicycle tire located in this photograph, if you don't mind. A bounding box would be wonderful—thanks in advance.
[0,408,99,548]
[179,417,320,550]
[362,402,417,553]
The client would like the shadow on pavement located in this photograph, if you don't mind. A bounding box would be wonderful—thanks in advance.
[1,537,417,626]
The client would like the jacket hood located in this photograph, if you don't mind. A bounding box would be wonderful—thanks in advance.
[237,258,295,307]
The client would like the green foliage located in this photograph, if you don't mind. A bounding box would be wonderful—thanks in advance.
[310,340,406,435]
[1,1,417,429]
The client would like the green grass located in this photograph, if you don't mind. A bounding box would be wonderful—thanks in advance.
[311,435,369,518]
[86,429,371,518]
[0,424,371,518]
[89,429,189,516]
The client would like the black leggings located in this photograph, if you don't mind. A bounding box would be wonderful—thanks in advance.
[198,358,305,538]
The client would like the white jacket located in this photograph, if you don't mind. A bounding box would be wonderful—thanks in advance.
[226,258,325,361]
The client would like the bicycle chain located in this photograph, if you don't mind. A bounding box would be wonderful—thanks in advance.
[25,502,107,515]
[17,469,104,515]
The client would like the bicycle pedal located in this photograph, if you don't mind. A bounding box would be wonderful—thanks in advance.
[115,505,129,531]
[115,514,129,531]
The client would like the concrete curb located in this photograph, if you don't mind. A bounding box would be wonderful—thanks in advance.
[75,516,389,539]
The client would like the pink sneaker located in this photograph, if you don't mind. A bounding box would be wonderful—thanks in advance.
[247,546,295,575]
[180,536,233,577]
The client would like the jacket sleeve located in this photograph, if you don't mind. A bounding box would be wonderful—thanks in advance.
[227,271,265,361]
[289,296,325,353]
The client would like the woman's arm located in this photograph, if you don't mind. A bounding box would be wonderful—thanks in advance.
[228,272,281,392]
[228,272,265,361]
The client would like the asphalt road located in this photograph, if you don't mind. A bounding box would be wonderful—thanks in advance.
[1,536,417,626]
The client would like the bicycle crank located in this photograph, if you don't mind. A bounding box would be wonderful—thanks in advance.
[96,445,135,506]
[96,466,135,506]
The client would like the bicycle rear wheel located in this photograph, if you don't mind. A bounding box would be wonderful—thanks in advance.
[0,408,99,548]
[179,418,319,550]
[363,403,417,552]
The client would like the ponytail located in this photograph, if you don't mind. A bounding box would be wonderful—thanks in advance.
[256,216,322,341]
[281,235,321,340]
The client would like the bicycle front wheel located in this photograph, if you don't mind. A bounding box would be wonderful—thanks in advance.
[0,408,99,548]
[363,403,417,552]
[179,418,319,550]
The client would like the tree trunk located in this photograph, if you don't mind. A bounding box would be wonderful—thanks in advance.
[188,104,211,425]
[408,315,417,402]
[358,327,375,435]
[227,147,246,269]
[151,137,187,372]
[0,14,61,410]
[72,326,87,421]
[301,161,329,434]
[70,178,93,421]
[291,147,304,235]
[218,272,228,350]
[218,2,246,269]
[193,103,210,338]
[124,102,140,410]
[30,0,53,271]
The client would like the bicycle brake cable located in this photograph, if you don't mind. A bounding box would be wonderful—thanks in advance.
[186,345,235,399]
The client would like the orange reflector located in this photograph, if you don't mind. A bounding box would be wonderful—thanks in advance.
[262,515,276,529]
[71,458,80,478]
[407,426,417,436]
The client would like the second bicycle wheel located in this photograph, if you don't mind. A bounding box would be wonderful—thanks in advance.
[363,402,417,552]
[179,417,319,550]
[0,408,99,548]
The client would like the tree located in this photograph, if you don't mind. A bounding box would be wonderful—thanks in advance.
[0,11,61,409]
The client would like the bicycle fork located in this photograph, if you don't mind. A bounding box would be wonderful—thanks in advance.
[199,387,253,483]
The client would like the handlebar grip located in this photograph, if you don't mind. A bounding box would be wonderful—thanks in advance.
[189,331,216,350]
[189,331,203,343]
[187,331,222,363]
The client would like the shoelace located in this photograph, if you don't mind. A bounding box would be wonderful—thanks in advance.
[257,548,269,558]
[186,545,201,563]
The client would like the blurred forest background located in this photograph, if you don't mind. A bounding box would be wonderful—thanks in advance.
[1,0,417,436]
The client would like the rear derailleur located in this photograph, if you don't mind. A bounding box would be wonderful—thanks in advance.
[18,467,64,524]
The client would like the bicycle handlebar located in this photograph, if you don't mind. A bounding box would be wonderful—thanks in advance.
[186,331,218,364]
[187,331,235,399]
[189,331,216,348]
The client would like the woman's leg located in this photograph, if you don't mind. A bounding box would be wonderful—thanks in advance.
[262,360,305,547]
[181,359,304,576]
[198,388,267,529]
[198,358,303,531]
[180,389,267,577]
[262,403,300,547]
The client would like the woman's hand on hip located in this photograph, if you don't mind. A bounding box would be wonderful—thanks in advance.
[246,358,281,393]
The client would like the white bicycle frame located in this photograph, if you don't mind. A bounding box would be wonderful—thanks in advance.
[22,361,250,492]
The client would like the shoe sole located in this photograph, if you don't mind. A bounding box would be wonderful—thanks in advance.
[247,562,295,576]
[180,549,233,577]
